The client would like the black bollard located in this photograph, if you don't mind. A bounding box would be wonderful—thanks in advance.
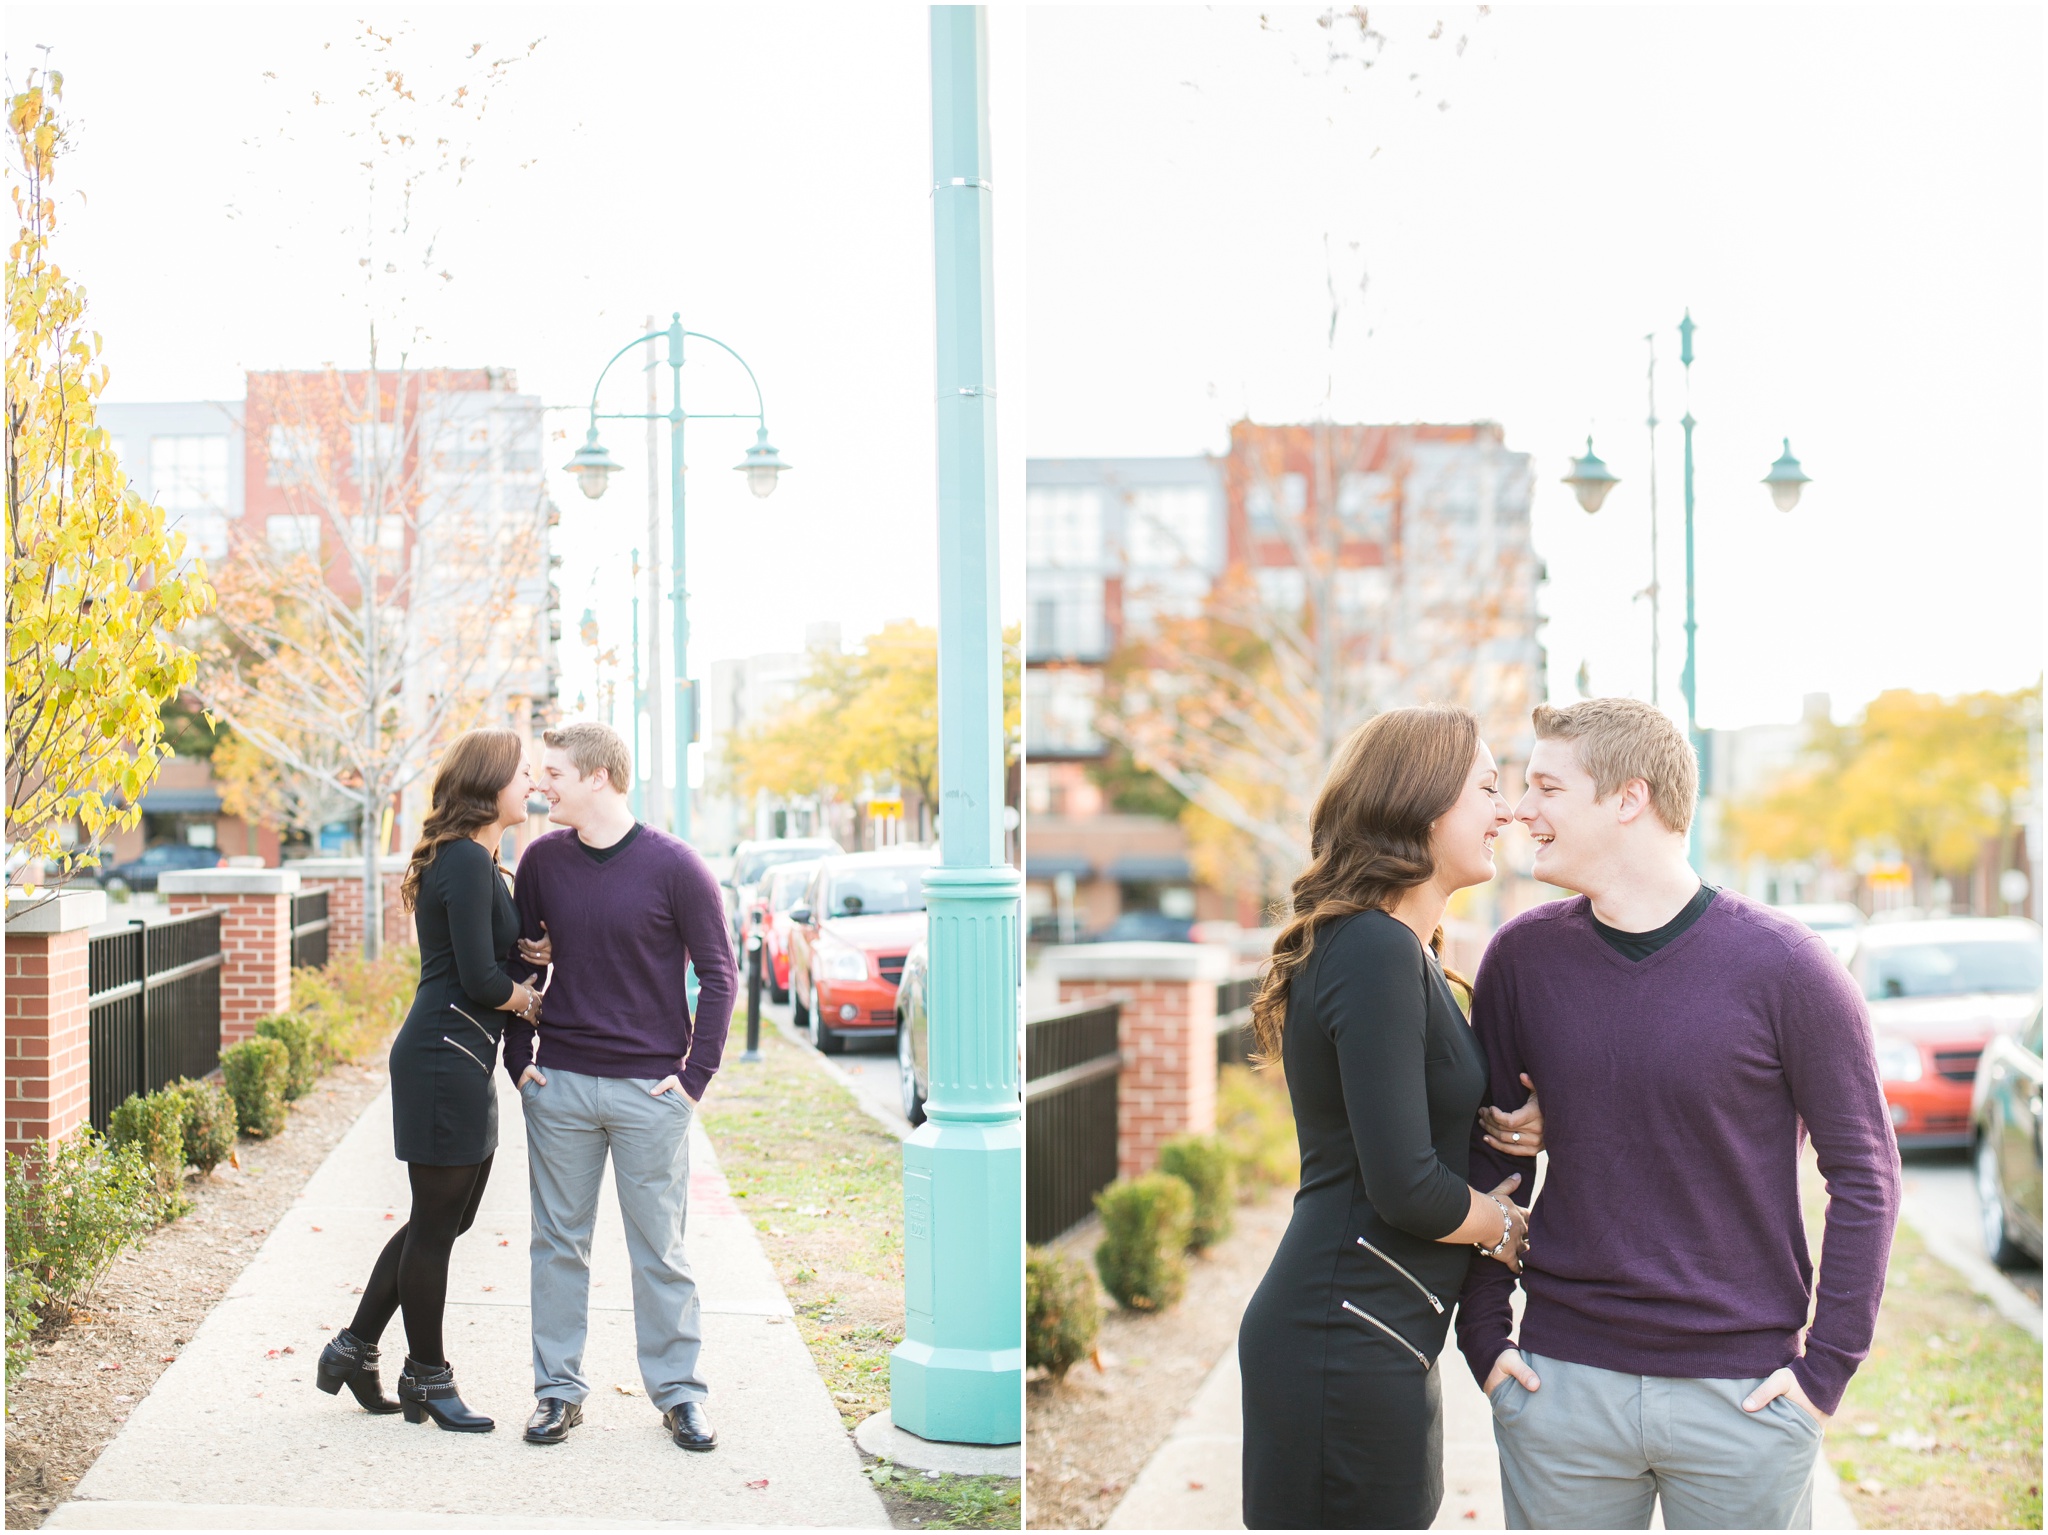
[741,932,765,1063]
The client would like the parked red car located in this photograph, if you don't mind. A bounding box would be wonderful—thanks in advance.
[744,859,823,1004]
[788,848,936,1055]
[1851,917,2042,1148]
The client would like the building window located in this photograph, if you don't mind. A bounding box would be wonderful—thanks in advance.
[1024,667,1104,756]
[1026,576,1106,660]
[266,425,321,486]
[150,434,230,560]
[1247,472,1307,531]
[1125,485,1213,569]
[1336,471,1394,541]
[267,514,321,557]
[1026,487,1103,569]
[1254,566,1306,615]
[350,420,405,484]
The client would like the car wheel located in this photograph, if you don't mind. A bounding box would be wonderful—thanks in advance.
[898,1016,926,1127]
[811,987,846,1055]
[792,979,810,1030]
[769,969,788,1005]
[1976,1132,2026,1267]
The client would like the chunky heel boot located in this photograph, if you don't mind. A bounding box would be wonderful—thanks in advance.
[398,1356,494,1432]
[315,1329,401,1414]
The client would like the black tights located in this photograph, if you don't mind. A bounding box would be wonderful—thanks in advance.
[348,1155,493,1367]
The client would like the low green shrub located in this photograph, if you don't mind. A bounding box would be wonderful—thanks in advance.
[1026,1246,1100,1380]
[4,1133,162,1321]
[1158,1133,1236,1250]
[1217,1063,1299,1194]
[254,1013,320,1100]
[167,1077,238,1175]
[1094,1173,1192,1312]
[220,1037,290,1138]
[6,1263,47,1387]
[107,1089,188,1201]
[292,945,417,1064]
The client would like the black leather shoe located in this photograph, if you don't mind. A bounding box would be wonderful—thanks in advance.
[397,1356,494,1433]
[663,1400,717,1451]
[524,1397,584,1444]
[315,1328,402,1414]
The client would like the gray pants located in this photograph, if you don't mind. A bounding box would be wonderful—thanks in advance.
[1490,1350,1822,1530]
[521,1067,705,1411]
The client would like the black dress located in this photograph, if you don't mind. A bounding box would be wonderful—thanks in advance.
[388,839,520,1166]
[1239,909,1489,1530]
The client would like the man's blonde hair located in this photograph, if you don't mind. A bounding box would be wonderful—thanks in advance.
[1531,698,1698,835]
[542,722,632,794]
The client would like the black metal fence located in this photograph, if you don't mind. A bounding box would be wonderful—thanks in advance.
[1025,1001,1122,1244]
[291,889,331,970]
[86,912,224,1134]
[1216,974,1260,1067]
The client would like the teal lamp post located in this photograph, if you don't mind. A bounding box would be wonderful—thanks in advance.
[564,319,790,840]
[1574,310,1809,867]
[889,3,1023,1448]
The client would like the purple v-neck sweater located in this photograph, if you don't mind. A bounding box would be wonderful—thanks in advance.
[1453,892,1901,1416]
[503,826,737,1102]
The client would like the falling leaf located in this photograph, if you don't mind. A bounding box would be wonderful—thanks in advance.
[1188,1480,1204,1491]
[746,1478,769,1490]
[281,1345,296,1355]
[310,1226,322,1232]
[266,1349,281,1359]
[615,1384,641,1396]
[1463,1512,1477,1521]
[498,1239,509,1247]
[160,1354,175,1363]
[383,1213,396,1221]
[96,1361,122,1371]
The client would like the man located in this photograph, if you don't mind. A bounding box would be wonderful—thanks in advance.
[503,722,737,1452]
[1456,698,1901,1529]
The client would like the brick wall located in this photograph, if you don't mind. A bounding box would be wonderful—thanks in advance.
[1058,975,1219,1178]
[286,861,411,959]
[166,891,290,1044]
[4,928,93,1156]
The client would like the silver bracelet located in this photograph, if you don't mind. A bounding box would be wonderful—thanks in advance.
[1476,1194,1514,1258]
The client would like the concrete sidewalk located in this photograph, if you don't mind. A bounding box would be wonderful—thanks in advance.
[1107,1339,1858,1531]
[47,1071,887,1529]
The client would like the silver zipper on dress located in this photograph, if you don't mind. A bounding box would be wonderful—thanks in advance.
[1357,1236,1444,1314]
[1340,1300,1430,1369]
[448,1003,496,1043]
[440,1034,491,1072]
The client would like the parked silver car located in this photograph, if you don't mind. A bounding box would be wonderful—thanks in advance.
[1970,1001,2043,1265]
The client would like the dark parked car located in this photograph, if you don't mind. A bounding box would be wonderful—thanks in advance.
[895,938,931,1126]
[99,842,225,892]
[1971,1001,2043,1266]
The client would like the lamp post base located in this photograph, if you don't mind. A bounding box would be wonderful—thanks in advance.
[890,1116,1023,1446]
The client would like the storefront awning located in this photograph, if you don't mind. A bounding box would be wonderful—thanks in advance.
[138,788,224,815]
[1106,855,1193,883]
[1026,853,1094,880]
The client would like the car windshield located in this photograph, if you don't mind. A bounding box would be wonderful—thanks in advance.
[1862,939,2043,1000]
[769,865,819,911]
[826,866,927,918]
[734,845,832,886]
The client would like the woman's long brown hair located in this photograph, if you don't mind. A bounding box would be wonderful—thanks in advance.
[399,728,527,911]
[1250,704,1479,1063]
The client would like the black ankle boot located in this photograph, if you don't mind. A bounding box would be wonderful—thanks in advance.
[315,1329,402,1414]
[398,1356,494,1432]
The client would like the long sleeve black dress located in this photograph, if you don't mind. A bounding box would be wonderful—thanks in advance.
[388,838,522,1166]
[1238,908,1489,1529]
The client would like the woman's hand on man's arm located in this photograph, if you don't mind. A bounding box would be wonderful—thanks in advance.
[1479,1073,1544,1157]
[1434,1174,1529,1271]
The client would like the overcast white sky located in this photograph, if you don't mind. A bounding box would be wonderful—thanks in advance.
[1026,3,2045,729]
[12,3,2043,742]
[12,3,1028,742]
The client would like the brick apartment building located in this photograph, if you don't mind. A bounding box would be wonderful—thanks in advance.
[1025,419,1547,946]
[94,369,558,872]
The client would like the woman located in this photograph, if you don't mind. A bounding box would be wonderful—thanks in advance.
[315,728,544,1433]
[1238,705,1534,1529]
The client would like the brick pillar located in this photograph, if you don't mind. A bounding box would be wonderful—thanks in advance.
[1048,941,1231,1179]
[5,890,105,1155]
[162,869,298,1045]
[283,857,410,960]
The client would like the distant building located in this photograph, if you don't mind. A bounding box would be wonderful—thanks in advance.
[1025,420,1547,943]
[697,622,847,853]
[96,370,560,868]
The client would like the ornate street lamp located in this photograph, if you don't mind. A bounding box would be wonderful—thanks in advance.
[1563,437,1620,514]
[733,428,792,498]
[564,315,787,839]
[1761,439,1811,512]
